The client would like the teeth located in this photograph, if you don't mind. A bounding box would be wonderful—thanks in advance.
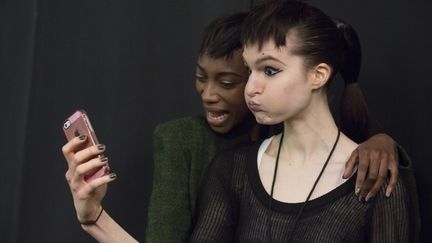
[208,112,228,121]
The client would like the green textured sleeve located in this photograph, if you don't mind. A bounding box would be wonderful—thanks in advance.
[146,122,192,243]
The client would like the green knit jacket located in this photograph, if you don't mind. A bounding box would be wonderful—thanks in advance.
[146,116,253,243]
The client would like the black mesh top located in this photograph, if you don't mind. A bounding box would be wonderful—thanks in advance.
[189,142,416,243]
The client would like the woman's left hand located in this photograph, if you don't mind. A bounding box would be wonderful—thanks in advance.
[343,133,399,202]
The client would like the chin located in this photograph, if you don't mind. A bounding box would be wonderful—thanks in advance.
[209,125,231,134]
[255,116,278,125]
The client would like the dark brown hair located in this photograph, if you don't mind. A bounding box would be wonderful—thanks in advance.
[241,0,369,142]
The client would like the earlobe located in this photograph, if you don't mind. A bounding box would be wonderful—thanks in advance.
[310,63,332,90]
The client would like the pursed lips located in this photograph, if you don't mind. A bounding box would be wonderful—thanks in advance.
[247,101,261,112]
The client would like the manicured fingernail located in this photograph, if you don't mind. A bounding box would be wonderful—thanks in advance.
[355,187,360,195]
[79,135,86,140]
[385,191,391,198]
[100,157,108,163]
[97,144,105,151]
[365,195,373,202]
[109,173,117,179]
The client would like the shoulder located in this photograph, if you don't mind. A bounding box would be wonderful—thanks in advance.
[154,116,208,135]
[397,144,415,174]
[213,142,258,164]
[153,116,213,142]
[209,142,260,178]
[369,143,418,205]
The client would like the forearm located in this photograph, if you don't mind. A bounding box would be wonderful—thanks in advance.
[81,210,138,243]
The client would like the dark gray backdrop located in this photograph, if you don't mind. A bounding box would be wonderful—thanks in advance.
[1,0,431,242]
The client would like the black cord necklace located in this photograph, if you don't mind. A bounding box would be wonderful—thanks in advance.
[266,129,341,243]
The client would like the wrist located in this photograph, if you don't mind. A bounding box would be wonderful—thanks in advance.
[80,205,104,225]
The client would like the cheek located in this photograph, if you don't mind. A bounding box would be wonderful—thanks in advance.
[226,86,247,106]
[224,88,250,119]
[280,84,311,110]
[195,81,202,94]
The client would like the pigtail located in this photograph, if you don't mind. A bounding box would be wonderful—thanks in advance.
[336,20,369,143]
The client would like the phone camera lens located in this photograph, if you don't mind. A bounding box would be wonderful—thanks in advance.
[64,120,71,129]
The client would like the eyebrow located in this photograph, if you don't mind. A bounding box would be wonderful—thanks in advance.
[195,63,244,78]
[248,56,287,67]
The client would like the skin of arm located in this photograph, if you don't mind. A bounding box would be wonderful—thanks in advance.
[343,133,399,201]
[62,136,138,243]
[81,210,138,243]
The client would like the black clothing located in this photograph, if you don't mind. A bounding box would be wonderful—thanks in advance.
[190,142,417,243]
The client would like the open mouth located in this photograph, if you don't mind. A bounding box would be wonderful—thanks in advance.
[206,111,229,126]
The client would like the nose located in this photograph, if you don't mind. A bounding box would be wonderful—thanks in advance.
[245,74,262,98]
[200,81,220,104]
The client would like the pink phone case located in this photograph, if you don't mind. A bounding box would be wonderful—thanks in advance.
[63,109,107,181]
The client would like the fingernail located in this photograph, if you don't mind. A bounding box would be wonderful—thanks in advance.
[109,173,117,179]
[365,195,373,202]
[100,157,108,163]
[97,144,105,151]
[385,191,391,198]
[79,135,86,140]
[355,187,360,195]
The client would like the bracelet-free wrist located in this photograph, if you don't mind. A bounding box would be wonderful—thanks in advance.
[80,206,104,225]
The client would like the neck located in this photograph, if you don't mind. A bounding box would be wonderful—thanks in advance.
[281,95,339,161]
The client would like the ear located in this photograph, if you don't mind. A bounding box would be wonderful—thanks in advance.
[309,63,332,90]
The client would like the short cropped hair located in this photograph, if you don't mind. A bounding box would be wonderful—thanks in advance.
[199,12,248,59]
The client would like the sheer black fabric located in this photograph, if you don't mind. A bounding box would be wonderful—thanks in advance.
[190,143,415,243]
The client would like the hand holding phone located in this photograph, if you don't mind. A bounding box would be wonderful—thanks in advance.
[63,109,108,181]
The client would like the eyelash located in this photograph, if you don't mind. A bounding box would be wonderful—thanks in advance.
[195,75,206,82]
[264,66,281,76]
[220,82,236,89]
[244,66,281,77]
[195,75,237,89]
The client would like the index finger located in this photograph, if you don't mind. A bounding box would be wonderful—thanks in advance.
[61,135,87,163]
[355,153,370,196]
[344,148,359,179]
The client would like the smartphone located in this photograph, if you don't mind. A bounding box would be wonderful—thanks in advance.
[63,109,108,181]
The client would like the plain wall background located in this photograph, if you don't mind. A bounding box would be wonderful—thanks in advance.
[1,0,431,242]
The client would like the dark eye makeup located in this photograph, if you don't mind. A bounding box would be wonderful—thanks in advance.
[264,66,282,76]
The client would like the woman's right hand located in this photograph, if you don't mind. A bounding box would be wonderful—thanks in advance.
[62,135,116,224]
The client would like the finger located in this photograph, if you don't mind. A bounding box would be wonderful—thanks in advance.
[343,149,359,179]
[365,155,389,201]
[72,156,109,184]
[65,170,72,183]
[385,156,399,197]
[62,135,88,163]
[359,152,381,201]
[355,153,370,195]
[73,144,106,165]
[77,173,117,199]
